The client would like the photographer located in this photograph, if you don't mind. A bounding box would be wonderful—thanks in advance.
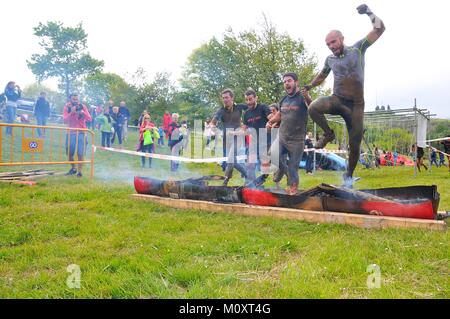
[4,81,22,136]
[63,93,92,177]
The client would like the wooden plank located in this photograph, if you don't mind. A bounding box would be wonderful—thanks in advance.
[131,194,447,231]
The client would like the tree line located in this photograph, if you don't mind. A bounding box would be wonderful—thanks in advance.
[24,20,449,143]
[25,19,324,126]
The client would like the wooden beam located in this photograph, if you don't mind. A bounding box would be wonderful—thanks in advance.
[131,194,447,231]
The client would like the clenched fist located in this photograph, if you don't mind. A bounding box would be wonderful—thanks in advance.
[357,4,371,15]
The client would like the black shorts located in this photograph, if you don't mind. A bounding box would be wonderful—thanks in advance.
[417,147,424,159]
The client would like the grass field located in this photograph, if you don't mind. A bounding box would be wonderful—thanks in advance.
[0,128,449,298]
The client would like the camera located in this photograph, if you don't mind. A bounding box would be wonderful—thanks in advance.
[72,103,84,119]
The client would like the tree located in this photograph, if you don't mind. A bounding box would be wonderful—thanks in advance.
[180,16,324,115]
[27,21,104,99]
[133,71,177,121]
[83,72,135,107]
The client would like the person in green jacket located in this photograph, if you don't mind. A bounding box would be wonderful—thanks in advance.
[139,114,160,168]
[95,107,114,147]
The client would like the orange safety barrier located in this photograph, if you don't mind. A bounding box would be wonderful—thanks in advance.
[0,123,95,179]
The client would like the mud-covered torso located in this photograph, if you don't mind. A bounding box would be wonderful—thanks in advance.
[323,38,372,100]
[279,91,308,145]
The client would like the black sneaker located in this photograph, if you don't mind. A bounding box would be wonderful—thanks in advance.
[76,172,83,178]
[66,168,77,176]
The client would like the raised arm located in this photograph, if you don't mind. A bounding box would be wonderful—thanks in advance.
[357,4,385,44]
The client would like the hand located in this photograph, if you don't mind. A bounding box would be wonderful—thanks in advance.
[357,4,371,15]
[300,87,309,96]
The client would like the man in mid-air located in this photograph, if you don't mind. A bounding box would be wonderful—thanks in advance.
[303,4,385,186]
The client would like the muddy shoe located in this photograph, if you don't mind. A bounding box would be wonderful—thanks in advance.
[273,169,284,183]
[314,130,335,149]
[285,185,298,196]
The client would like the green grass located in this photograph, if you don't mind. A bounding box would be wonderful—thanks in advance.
[0,128,449,298]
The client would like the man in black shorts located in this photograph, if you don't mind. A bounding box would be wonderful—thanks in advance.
[242,88,271,182]
[303,4,385,187]
[212,89,248,185]
[412,143,428,172]
[266,72,311,195]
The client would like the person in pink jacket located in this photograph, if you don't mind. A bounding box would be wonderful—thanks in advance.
[62,93,92,177]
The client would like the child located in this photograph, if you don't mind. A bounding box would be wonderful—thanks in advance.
[95,107,113,147]
[158,126,164,146]
[139,115,159,168]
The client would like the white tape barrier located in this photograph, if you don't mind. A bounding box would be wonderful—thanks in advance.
[93,146,246,163]
[305,148,347,154]
[94,146,347,163]
[424,137,450,143]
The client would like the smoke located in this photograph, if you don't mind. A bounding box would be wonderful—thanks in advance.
[91,120,282,186]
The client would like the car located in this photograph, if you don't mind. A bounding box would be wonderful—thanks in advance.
[299,151,347,171]
[17,97,35,112]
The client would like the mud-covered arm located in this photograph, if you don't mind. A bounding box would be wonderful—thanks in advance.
[357,4,385,44]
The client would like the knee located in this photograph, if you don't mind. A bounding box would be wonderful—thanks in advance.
[308,97,327,114]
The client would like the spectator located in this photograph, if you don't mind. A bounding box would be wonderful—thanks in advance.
[393,150,398,166]
[119,101,130,142]
[267,103,280,141]
[139,114,160,168]
[204,118,212,149]
[430,148,439,167]
[163,110,172,140]
[87,106,96,130]
[62,93,92,177]
[168,113,183,171]
[305,132,314,174]
[179,120,190,156]
[138,110,148,127]
[158,126,164,146]
[359,151,370,169]
[441,136,450,172]
[107,99,115,114]
[34,92,50,138]
[4,81,22,136]
[94,103,104,130]
[374,146,381,168]
[110,106,124,148]
[95,107,113,147]
[438,150,445,167]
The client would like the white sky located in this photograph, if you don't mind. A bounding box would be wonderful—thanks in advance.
[2,0,450,118]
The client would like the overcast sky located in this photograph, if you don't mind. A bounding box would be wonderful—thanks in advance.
[2,0,449,119]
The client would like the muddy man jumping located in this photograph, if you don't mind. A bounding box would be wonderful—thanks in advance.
[303,4,385,186]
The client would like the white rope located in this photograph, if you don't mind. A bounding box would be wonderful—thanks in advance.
[94,146,347,162]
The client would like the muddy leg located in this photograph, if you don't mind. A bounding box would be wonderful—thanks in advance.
[346,101,365,179]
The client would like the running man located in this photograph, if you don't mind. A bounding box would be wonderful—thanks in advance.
[266,72,311,195]
[303,4,385,186]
